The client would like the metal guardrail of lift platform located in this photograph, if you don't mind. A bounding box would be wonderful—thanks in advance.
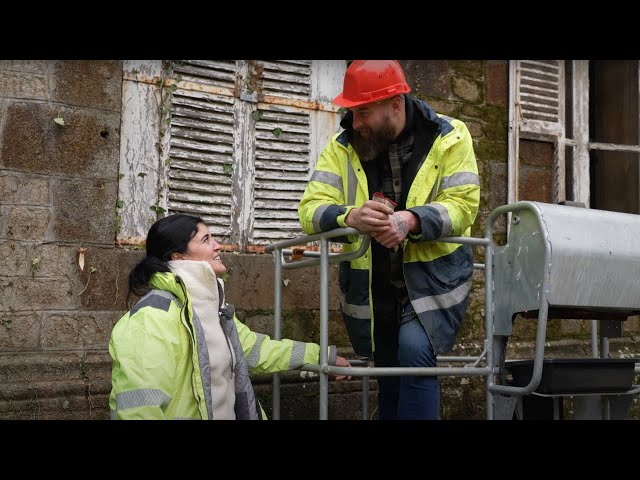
[265,202,640,420]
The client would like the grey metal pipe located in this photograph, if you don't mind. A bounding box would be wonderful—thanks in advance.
[362,373,369,420]
[318,237,329,420]
[600,336,609,359]
[276,237,370,271]
[265,227,363,254]
[484,212,495,419]
[269,228,493,419]
[487,203,551,397]
[272,246,282,420]
[305,364,492,377]
[441,236,490,247]
[438,356,483,363]
[591,320,599,358]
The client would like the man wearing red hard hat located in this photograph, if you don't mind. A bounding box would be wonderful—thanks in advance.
[299,61,480,420]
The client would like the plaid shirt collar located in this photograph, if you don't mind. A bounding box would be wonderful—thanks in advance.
[383,96,415,204]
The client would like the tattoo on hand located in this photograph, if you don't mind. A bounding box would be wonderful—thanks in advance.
[393,214,408,239]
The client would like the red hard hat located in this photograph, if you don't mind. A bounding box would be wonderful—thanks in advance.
[333,60,411,108]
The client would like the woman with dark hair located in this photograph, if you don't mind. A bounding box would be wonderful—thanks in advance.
[109,214,351,420]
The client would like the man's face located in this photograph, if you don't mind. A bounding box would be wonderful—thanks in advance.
[349,98,398,162]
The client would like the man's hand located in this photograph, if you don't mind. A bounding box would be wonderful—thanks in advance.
[332,355,352,381]
[345,200,393,233]
[373,210,419,249]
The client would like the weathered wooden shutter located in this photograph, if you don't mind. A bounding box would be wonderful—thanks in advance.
[251,61,313,244]
[517,60,564,136]
[509,60,566,203]
[164,60,344,251]
[165,61,238,245]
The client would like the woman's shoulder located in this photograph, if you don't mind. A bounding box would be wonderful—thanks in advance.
[114,289,183,336]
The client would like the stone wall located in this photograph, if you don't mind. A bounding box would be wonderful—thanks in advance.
[0,60,135,419]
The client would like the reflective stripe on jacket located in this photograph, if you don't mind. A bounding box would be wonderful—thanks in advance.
[109,272,330,419]
[298,98,480,355]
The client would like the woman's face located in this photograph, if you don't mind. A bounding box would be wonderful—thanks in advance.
[175,222,227,276]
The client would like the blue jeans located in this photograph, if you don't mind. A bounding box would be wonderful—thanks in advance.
[377,316,439,420]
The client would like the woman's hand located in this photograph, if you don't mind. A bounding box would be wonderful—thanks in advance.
[333,355,352,381]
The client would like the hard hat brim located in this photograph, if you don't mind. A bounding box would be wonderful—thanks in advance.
[332,92,375,108]
[332,85,411,109]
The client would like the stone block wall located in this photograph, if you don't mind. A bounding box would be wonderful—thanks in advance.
[0,60,137,419]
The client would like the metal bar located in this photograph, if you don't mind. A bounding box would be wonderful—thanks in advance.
[600,336,609,359]
[466,348,487,368]
[438,356,483,363]
[485,216,495,419]
[277,239,370,270]
[265,227,362,252]
[307,364,492,376]
[441,236,490,246]
[272,246,282,420]
[591,320,599,358]
[362,372,370,420]
[267,228,491,419]
[318,237,329,420]
[487,203,551,396]
[282,248,485,271]
[508,61,521,213]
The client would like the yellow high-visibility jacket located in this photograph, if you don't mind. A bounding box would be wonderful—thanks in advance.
[109,272,336,419]
[299,97,479,356]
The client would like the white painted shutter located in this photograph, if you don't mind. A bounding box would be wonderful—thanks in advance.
[509,60,566,204]
[167,88,236,243]
[166,60,239,244]
[170,60,237,89]
[163,60,344,251]
[516,60,564,137]
[257,60,312,99]
[251,61,313,243]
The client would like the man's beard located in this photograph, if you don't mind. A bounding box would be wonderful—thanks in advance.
[351,119,397,162]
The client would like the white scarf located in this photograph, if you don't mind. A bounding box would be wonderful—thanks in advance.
[168,260,236,420]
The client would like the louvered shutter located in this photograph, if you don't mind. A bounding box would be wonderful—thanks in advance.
[251,60,313,244]
[517,60,564,137]
[509,60,566,203]
[163,60,344,251]
[167,89,236,243]
[167,61,239,245]
[258,60,312,99]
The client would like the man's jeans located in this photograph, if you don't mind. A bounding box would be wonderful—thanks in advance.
[377,316,439,420]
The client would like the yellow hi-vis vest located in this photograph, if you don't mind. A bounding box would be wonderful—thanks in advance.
[299,99,479,355]
[109,272,334,419]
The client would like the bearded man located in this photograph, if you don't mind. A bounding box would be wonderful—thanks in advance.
[298,60,480,420]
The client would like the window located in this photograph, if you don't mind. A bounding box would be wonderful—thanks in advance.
[117,60,346,250]
[509,60,640,214]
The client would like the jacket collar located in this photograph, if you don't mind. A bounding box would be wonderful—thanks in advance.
[149,266,226,310]
[337,94,445,148]
[149,271,188,304]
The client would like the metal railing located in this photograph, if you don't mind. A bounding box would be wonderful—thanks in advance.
[265,206,640,420]
[265,228,491,420]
